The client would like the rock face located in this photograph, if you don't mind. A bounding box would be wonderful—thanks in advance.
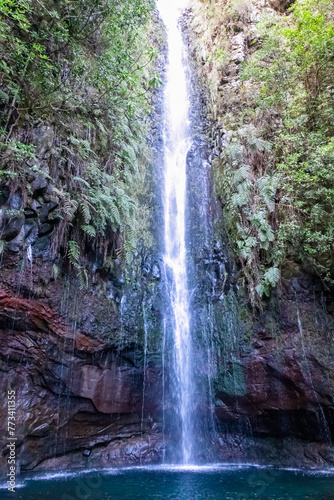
[216,287,334,422]
[1,254,334,473]
[0,0,334,479]
[213,273,334,465]
[183,99,334,467]
[0,285,164,476]
[182,0,334,467]
[0,125,61,255]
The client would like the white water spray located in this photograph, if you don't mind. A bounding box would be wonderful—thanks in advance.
[27,244,32,263]
[157,0,194,464]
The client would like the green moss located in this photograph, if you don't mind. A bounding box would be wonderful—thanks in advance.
[215,359,246,396]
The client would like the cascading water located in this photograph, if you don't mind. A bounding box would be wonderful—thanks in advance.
[157,0,195,465]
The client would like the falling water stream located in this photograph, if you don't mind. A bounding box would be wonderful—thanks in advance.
[141,302,149,440]
[157,0,195,464]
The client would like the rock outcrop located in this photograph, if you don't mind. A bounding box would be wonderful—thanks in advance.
[0,282,163,476]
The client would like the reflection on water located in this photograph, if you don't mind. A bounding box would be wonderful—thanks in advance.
[1,465,334,500]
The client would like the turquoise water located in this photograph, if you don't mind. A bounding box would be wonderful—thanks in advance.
[1,465,334,500]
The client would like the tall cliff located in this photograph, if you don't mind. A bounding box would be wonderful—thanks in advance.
[183,0,334,466]
[0,0,334,476]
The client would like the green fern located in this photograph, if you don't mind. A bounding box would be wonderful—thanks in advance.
[73,176,91,188]
[70,136,96,160]
[81,224,96,237]
[95,118,108,135]
[68,240,80,265]
[233,164,251,185]
[258,174,278,212]
[231,182,251,208]
[80,202,91,224]
[63,198,78,221]
[264,266,280,286]
[247,135,272,153]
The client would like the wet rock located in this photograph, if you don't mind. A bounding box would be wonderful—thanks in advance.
[215,286,334,452]
[39,201,58,223]
[67,359,148,414]
[34,234,51,251]
[0,215,24,241]
[299,275,314,290]
[0,186,10,207]
[46,183,56,196]
[24,208,38,219]
[38,222,54,236]
[142,257,151,276]
[32,125,55,156]
[29,423,50,437]
[152,263,161,280]
[8,192,22,210]
[292,277,303,293]
[0,289,163,476]
[253,339,264,349]
[75,332,107,353]
[320,447,334,464]
[31,173,48,198]
[7,221,38,251]
[31,199,43,212]
[24,220,38,241]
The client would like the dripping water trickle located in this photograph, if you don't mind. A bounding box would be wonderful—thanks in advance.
[27,244,32,264]
[162,318,167,464]
[54,277,70,458]
[295,292,331,442]
[141,302,149,441]
[27,244,33,300]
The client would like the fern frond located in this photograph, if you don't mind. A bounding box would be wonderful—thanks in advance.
[63,198,78,221]
[73,176,91,188]
[258,174,278,212]
[81,224,96,237]
[70,136,96,160]
[80,202,91,224]
[264,267,280,286]
[247,135,272,153]
[233,164,251,185]
[95,118,108,135]
[68,240,80,264]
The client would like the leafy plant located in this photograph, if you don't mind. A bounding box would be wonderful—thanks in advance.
[0,0,157,286]
[212,0,334,304]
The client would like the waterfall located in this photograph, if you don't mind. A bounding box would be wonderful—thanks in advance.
[157,0,195,464]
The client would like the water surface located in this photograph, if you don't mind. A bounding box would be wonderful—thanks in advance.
[2,465,334,499]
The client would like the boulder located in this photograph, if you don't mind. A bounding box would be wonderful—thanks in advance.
[0,215,24,241]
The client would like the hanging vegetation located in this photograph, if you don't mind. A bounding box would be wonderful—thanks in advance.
[188,0,334,306]
[0,0,157,281]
